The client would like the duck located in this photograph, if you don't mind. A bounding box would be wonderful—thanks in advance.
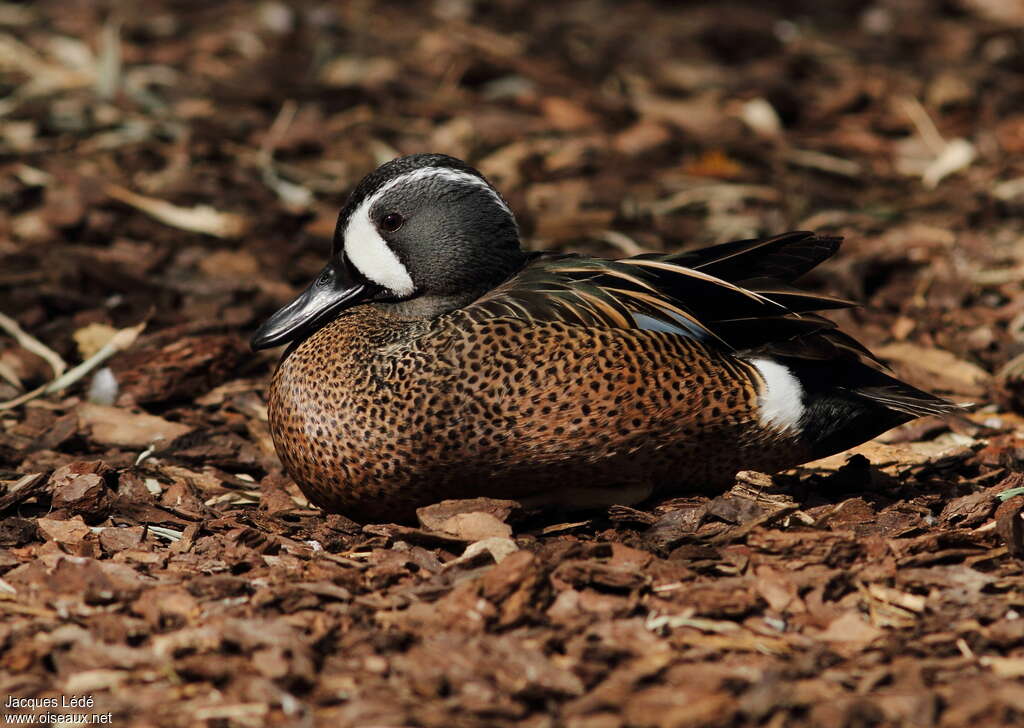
[251,153,959,523]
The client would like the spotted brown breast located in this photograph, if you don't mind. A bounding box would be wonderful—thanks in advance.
[268,306,809,523]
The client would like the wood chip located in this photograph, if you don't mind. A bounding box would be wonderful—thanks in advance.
[105,184,250,238]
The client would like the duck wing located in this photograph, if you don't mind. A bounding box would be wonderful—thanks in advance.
[465,231,855,353]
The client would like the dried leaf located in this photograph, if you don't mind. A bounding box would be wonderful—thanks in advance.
[437,512,513,541]
[874,342,991,397]
[77,402,191,448]
[72,323,118,360]
[105,184,249,238]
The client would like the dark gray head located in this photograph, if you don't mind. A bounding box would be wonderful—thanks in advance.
[251,154,528,349]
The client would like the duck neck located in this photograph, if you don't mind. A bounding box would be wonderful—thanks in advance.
[371,291,488,320]
[372,248,533,321]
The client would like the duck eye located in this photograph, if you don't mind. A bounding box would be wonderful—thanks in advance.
[379,212,404,233]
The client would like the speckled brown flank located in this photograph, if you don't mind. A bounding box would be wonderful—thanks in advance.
[268,306,809,522]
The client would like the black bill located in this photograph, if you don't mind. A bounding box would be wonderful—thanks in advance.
[250,257,372,350]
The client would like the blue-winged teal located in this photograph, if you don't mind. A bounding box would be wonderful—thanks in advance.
[252,154,958,522]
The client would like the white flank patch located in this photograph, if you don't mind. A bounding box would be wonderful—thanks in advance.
[343,166,512,297]
[747,357,804,432]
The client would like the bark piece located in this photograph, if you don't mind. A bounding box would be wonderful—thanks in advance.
[78,403,192,449]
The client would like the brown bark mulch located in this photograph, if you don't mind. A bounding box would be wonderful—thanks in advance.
[2,1,1024,726]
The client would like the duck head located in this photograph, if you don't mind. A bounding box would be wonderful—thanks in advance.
[251,153,527,350]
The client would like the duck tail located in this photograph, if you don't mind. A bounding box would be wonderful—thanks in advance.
[777,354,964,459]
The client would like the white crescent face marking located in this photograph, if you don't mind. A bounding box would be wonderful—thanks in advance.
[343,206,415,297]
[342,166,512,297]
[746,357,805,431]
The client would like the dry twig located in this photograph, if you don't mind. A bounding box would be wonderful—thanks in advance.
[105,184,250,238]
[0,311,67,379]
[0,321,145,410]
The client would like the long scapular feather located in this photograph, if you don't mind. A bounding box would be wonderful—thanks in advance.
[618,258,780,304]
[662,231,842,282]
[466,233,857,353]
[853,387,963,417]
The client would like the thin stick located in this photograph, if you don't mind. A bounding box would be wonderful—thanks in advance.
[0,321,145,411]
[900,97,946,154]
[0,311,67,378]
